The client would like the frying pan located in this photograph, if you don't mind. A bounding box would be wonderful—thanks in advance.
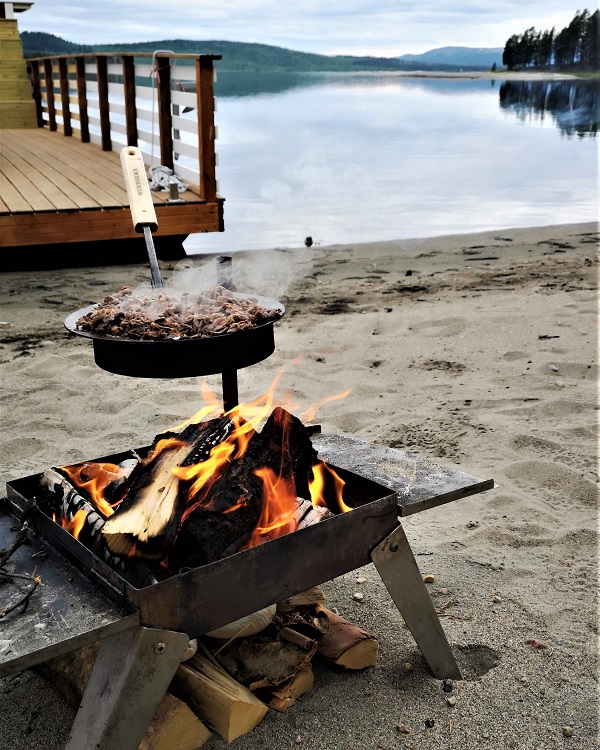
[64,293,285,380]
[64,148,284,401]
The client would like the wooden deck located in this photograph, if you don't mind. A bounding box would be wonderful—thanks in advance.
[0,128,223,249]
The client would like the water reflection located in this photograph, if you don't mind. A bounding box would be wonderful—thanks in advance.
[499,80,599,137]
[183,74,597,254]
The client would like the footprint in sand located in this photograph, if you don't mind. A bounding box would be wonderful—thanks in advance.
[410,317,466,337]
[502,460,597,507]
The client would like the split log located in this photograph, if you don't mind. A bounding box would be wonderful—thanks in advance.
[138,693,212,750]
[168,407,319,570]
[102,416,234,560]
[316,606,379,669]
[38,468,160,588]
[170,652,268,743]
[38,642,212,750]
[267,668,315,712]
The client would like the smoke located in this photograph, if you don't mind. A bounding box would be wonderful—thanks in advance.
[170,247,318,302]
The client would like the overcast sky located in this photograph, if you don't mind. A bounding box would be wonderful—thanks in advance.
[18,1,587,56]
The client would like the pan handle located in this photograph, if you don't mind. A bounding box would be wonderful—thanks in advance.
[120,146,158,233]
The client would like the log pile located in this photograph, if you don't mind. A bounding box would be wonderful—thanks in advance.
[40,588,379,747]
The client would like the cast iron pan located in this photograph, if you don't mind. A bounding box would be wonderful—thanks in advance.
[64,293,285,378]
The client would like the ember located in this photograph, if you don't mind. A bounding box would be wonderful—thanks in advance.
[75,285,282,340]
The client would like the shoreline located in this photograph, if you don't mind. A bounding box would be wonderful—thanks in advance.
[0,221,598,749]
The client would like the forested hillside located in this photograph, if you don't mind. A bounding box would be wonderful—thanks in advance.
[20,32,488,72]
[503,9,599,71]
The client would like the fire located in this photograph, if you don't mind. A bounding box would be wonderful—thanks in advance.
[61,462,128,517]
[52,365,353,558]
[245,467,299,546]
[309,461,351,513]
[61,509,87,540]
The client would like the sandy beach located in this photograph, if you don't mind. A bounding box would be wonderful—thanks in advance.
[0,221,597,749]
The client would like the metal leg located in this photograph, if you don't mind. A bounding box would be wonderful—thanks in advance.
[65,625,191,750]
[222,369,239,412]
[371,524,462,680]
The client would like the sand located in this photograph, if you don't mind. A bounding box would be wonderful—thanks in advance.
[0,221,597,749]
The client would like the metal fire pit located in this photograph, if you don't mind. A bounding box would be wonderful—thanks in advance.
[2,434,493,750]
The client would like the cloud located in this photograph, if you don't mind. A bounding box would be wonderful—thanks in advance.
[18,1,588,55]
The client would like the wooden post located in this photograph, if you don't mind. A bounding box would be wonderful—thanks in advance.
[96,55,111,151]
[195,56,217,202]
[43,58,56,131]
[75,56,90,143]
[155,55,173,169]
[29,60,44,127]
[122,55,138,147]
[58,57,72,136]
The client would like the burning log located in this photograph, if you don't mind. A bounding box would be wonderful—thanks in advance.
[168,407,320,570]
[38,467,160,588]
[171,652,268,743]
[102,416,234,560]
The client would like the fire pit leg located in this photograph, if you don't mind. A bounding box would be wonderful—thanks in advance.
[371,524,462,680]
[65,624,191,750]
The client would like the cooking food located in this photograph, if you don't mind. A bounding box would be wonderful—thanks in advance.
[76,285,282,340]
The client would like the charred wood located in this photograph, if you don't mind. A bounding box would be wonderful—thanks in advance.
[38,469,161,587]
[168,408,319,570]
[102,416,234,560]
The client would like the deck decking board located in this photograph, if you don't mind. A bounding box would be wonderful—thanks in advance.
[5,131,127,207]
[2,130,101,209]
[0,171,32,212]
[1,147,65,210]
[0,127,222,248]
[0,157,56,211]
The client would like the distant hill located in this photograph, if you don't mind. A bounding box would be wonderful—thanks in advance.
[397,46,504,69]
[20,32,493,72]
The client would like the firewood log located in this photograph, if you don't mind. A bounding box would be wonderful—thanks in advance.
[38,643,212,750]
[102,416,233,560]
[170,652,268,743]
[215,630,317,691]
[168,408,319,569]
[38,469,160,587]
[138,693,212,750]
[316,606,379,669]
[267,668,315,712]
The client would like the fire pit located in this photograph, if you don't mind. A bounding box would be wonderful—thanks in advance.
[1,262,493,750]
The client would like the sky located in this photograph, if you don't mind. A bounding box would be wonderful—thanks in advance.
[17,1,587,56]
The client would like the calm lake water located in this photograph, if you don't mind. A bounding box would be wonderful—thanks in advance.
[183,73,598,255]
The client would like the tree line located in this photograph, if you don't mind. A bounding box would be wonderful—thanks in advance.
[503,9,599,71]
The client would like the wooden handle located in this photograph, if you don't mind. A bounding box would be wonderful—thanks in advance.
[120,146,158,233]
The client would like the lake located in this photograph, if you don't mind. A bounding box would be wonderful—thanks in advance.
[183,73,598,255]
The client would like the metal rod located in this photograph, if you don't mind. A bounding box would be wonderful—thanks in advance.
[222,369,239,412]
[143,226,164,289]
[216,255,235,290]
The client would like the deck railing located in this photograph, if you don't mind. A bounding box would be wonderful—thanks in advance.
[26,52,220,201]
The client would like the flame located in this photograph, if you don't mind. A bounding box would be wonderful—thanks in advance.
[52,365,354,555]
[61,509,87,540]
[61,462,128,517]
[244,466,299,547]
[309,462,351,513]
